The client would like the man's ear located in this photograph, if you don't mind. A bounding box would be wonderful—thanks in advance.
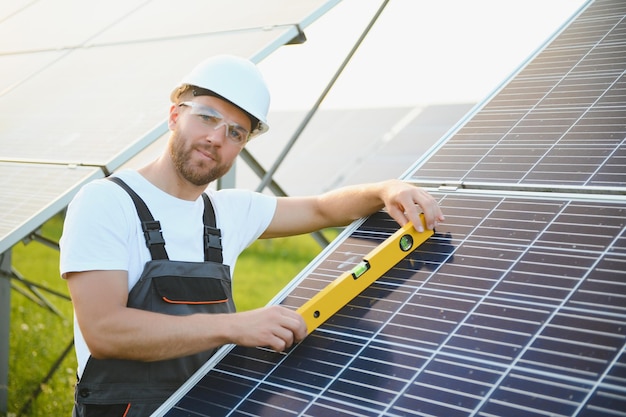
[168,104,180,131]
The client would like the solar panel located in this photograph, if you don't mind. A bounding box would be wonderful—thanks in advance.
[157,194,625,416]
[0,0,338,254]
[243,105,473,196]
[0,28,295,167]
[154,0,626,415]
[410,0,626,189]
[0,163,102,254]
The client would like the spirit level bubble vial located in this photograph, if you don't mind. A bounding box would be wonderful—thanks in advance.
[297,214,433,334]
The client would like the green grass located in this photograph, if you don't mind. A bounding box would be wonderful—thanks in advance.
[5,214,334,416]
[232,233,334,311]
[6,215,75,417]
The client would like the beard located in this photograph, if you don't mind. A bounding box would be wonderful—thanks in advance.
[169,130,232,186]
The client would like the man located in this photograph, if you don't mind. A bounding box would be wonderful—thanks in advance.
[60,55,444,416]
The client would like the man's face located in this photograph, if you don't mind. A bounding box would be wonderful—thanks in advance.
[168,95,251,186]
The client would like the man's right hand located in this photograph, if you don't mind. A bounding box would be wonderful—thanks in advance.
[226,305,308,352]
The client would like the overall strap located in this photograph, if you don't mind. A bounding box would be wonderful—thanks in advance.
[108,177,169,260]
[201,193,223,263]
[108,176,223,263]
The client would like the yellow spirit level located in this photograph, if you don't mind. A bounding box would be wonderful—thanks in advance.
[297,215,433,334]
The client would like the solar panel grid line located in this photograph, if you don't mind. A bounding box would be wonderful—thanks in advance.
[303,401,378,417]
[575,289,626,308]
[450,332,522,357]
[568,282,626,317]
[571,348,626,417]
[504,372,589,405]
[504,87,616,183]
[493,372,596,415]
[436,204,616,412]
[327,379,396,407]
[516,352,616,380]
[584,404,626,417]
[265,348,379,416]
[485,383,590,416]
[533,340,618,368]
[404,1,620,182]
[529,343,611,369]
[574,286,626,313]
[390,393,473,417]
[249,221,454,412]
[423,185,626,206]
[586,138,626,187]
[169,332,356,412]
[421,370,493,402]
[207,368,312,414]
[409,382,484,410]
[499,384,582,410]
[483,398,571,417]
[293,309,439,415]
[549,313,626,340]
[412,86,624,185]
[464,75,598,171]
[371,205,558,416]
[602,347,626,392]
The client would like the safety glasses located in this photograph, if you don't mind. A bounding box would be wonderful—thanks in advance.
[179,101,250,145]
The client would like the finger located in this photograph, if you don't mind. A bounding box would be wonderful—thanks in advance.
[426,204,445,229]
[271,328,293,352]
[292,314,308,341]
[265,308,306,351]
[414,193,444,230]
[402,203,425,232]
[280,309,308,342]
[386,203,410,228]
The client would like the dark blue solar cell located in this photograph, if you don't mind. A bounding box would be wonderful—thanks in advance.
[169,371,258,416]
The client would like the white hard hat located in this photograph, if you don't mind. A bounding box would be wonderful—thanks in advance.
[170,55,270,137]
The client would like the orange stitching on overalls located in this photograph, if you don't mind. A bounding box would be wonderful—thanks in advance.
[162,297,228,304]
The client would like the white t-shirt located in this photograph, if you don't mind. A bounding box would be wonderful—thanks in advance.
[59,170,276,376]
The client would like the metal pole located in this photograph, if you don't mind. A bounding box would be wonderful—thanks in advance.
[0,250,11,414]
[217,161,236,190]
[240,149,330,247]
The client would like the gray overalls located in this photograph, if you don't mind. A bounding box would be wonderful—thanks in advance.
[73,177,235,417]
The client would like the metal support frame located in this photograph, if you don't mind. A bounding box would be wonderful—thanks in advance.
[1,231,73,415]
[255,0,390,195]
[0,251,10,414]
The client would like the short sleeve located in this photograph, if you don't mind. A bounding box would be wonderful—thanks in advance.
[59,180,137,277]
[209,189,276,267]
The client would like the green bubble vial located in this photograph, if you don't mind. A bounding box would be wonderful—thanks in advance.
[399,234,413,252]
[351,261,370,279]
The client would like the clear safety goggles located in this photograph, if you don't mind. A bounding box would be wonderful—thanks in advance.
[179,101,251,145]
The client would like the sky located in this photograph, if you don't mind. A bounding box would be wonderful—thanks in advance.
[258,0,588,111]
